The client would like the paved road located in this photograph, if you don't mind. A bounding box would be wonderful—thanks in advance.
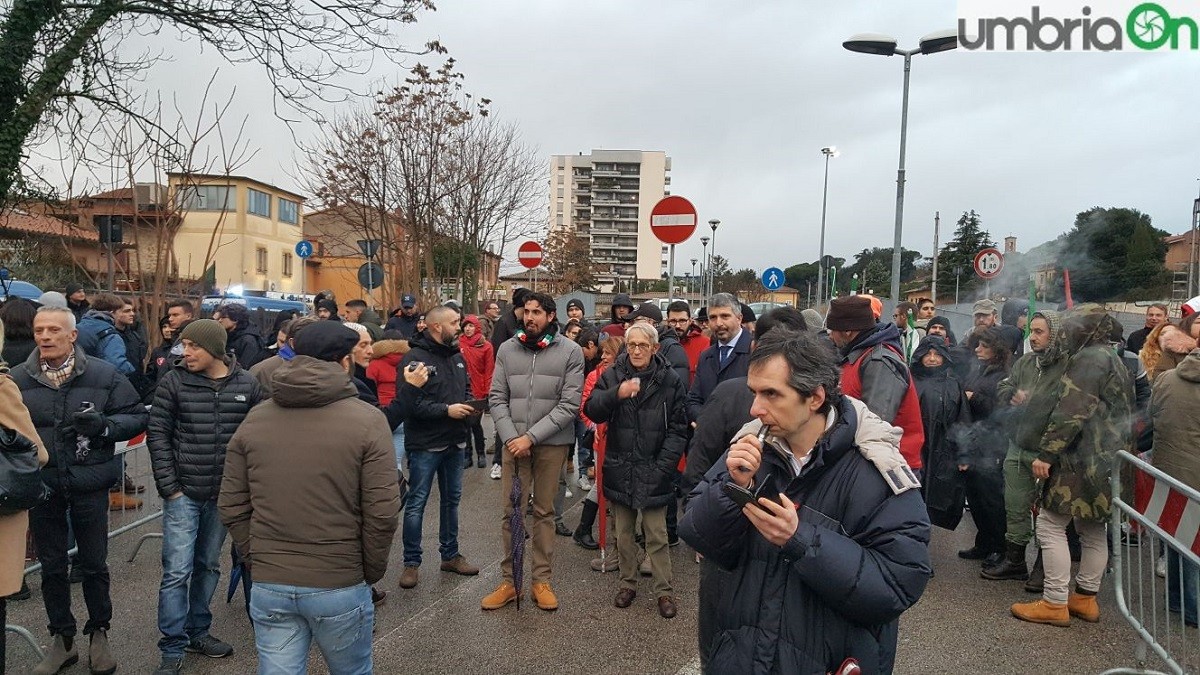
[4,430,1182,674]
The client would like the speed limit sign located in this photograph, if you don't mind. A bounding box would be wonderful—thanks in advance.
[974,248,1004,279]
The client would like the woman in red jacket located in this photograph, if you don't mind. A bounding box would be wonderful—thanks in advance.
[574,335,623,551]
[460,315,495,469]
[366,331,410,469]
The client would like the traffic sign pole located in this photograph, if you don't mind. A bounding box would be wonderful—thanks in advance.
[668,244,676,304]
[650,195,698,305]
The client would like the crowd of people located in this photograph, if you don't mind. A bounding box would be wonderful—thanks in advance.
[1,283,1199,674]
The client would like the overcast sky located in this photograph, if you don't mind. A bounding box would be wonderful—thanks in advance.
[127,0,1200,275]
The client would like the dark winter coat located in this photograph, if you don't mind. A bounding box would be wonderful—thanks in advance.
[145,341,174,385]
[399,331,470,452]
[911,337,972,530]
[681,376,754,501]
[657,325,691,388]
[227,323,267,369]
[2,337,35,368]
[584,352,689,510]
[680,397,932,675]
[76,310,136,375]
[960,359,1010,466]
[386,313,420,339]
[489,308,521,351]
[686,326,752,422]
[147,357,264,501]
[11,346,148,494]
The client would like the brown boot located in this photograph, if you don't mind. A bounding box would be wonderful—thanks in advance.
[531,582,559,611]
[398,566,418,589]
[108,492,143,511]
[31,635,77,675]
[439,555,479,576]
[88,628,117,675]
[1068,592,1100,622]
[1011,599,1070,627]
[481,582,518,610]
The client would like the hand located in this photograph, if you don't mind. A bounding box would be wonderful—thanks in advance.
[506,434,533,458]
[1032,459,1052,480]
[447,403,474,420]
[742,492,799,547]
[168,492,184,500]
[404,362,430,387]
[617,377,641,400]
[72,411,108,438]
[1010,389,1029,406]
[726,433,763,489]
[958,464,969,472]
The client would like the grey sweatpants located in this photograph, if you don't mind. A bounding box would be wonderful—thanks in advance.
[1038,509,1107,604]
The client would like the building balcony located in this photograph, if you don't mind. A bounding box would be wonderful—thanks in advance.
[592,169,620,177]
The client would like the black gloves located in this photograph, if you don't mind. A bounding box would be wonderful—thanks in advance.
[72,410,109,438]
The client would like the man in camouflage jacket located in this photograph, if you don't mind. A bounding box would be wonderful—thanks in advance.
[1012,305,1133,627]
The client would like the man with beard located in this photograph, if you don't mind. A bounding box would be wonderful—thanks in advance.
[667,300,707,384]
[686,293,752,423]
[396,306,480,590]
[482,292,584,611]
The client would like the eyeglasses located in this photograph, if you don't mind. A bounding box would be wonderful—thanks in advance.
[666,318,690,325]
[626,342,652,351]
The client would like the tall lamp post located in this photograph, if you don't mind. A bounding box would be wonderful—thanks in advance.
[843,29,957,303]
[707,218,720,297]
[700,236,710,300]
[817,146,839,310]
[690,258,698,300]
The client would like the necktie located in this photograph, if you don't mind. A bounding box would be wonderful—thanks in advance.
[720,345,732,366]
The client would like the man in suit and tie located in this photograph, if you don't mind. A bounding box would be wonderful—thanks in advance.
[686,293,752,423]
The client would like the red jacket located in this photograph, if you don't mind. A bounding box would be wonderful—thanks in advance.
[679,325,710,385]
[366,339,408,406]
[841,344,925,470]
[459,328,495,400]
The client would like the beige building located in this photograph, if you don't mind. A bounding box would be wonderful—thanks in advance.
[549,149,671,291]
[167,173,305,295]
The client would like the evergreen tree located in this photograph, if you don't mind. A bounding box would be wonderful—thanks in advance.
[937,210,996,295]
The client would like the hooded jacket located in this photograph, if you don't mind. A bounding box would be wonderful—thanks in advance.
[839,323,925,469]
[218,355,400,588]
[584,352,689,509]
[960,353,1011,466]
[366,339,408,406]
[490,330,585,447]
[76,310,136,375]
[1038,305,1133,521]
[11,346,148,493]
[148,357,264,500]
[459,317,495,400]
[227,322,267,369]
[656,324,691,389]
[601,293,634,339]
[400,331,470,451]
[1149,349,1200,492]
[997,310,1068,454]
[911,337,972,530]
[680,396,932,674]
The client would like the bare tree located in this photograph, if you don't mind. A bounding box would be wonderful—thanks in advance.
[541,226,597,296]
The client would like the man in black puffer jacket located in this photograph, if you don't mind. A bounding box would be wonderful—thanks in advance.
[213,303,266,369]
[12,307,147,674]
[585,323,689,619]
[680,328,931,674]
[147,319,264,670]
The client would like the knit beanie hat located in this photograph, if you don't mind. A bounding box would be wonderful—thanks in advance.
[826,296,876,332]
[180,319,228,358]
[37,291,69,309]
[801,308,824,332]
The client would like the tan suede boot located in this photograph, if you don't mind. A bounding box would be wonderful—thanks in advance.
[1068,592,1101,622]
[1011,599,1071,627]
[89,628,117,675]
[481,582,518,610]
[31,634,78,675]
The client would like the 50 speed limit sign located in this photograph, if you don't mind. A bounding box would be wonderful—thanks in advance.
[974,248,1004,279]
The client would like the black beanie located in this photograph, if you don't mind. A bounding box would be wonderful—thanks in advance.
[293,321,359,363]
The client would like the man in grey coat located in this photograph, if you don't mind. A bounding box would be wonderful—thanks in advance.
[482,292,585,612]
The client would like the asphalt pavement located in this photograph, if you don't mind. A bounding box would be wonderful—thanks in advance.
[4,417,1186,674]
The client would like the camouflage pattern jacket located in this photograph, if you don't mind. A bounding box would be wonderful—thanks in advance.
[1037,306,1133,521]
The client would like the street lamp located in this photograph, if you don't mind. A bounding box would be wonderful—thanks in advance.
[817,146,839,309]
[708,219,720,298]
[690,258,698,299]
[844,28,957,303]
[700,236,710,300]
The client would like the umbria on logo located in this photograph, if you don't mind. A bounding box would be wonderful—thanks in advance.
[958,0,1200,51]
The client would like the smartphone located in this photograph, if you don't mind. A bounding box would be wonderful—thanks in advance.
[465,398,489,413]
[722,482,760,509]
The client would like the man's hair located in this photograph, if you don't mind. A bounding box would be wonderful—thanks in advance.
[166,299,194,316]
[754,306,807,341]
[896,301,917,315]
[219,302,250,329]
[346,299,369,310]
[424,305,456,327]
[286,315,321,341]
[708,293,741,319]
[575,328,599,348]
[666,300,691,315]
[624,322,659,345]
[1149,303,1169,314]
[917,297,933,307]
[512,287,531,306]
[524,292,556,316]
[36,306,77,330]
[749,327,840,415]
[484,300,500,311]
[90,293,124,312]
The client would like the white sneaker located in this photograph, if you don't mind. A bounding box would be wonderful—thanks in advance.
[578,475,592,492]
[490,464,502,480]
[1157,555,1167,578]
[565,489,573,498]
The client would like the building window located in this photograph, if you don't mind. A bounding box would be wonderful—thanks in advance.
[279,198,299,224]
[248,188,271,217]
[256,247,268,274]
[557,188,564,198]
[178,185,234,211]
[282,252,293,277]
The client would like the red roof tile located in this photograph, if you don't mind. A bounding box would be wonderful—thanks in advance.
[0,211,99,242]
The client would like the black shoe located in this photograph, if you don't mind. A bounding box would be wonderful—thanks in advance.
[981,552,1004,567]
[573,530,599,550]
[957,547,987,560]
[4,580,31,601]
[477,455,486,469]
[981,546,1029,581]
[555,522,572,537]
[154,656,184,674]
[1024,551,1045,593]
[668,534,681,548]
[185,634,233,658]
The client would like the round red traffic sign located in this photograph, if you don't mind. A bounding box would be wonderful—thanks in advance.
[974,247,1004,279]
[517,240,543,270]
[649,195,698,245]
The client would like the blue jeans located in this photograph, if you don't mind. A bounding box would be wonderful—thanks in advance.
[158,495,226,657]
[1168,549,1199,626]
[392,424,406,472]
[402,447,463,567]
[249,582,373,675]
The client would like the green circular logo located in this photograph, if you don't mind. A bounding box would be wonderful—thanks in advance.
[1127,2,1171,49]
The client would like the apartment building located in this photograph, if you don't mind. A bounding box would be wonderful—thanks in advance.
[549,149,671,291]
[167,173,305,295]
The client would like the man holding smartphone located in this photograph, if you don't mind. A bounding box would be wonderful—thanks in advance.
[396,305,480,590]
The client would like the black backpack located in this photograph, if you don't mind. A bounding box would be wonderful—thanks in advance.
[0,424,47,515]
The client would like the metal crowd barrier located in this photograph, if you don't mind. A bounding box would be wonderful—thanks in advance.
[5,434,163,661]
[1103,450,1200,675]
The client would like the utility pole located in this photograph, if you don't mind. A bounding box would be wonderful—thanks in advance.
[931,211,940,304]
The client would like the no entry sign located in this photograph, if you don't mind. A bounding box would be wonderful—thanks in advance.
[649,196,698,245]
[518,241,543,269]
[974,248,1004,279]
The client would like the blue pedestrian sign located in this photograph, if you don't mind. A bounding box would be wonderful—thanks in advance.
[295,240,314,259]
[761,267,785,291]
